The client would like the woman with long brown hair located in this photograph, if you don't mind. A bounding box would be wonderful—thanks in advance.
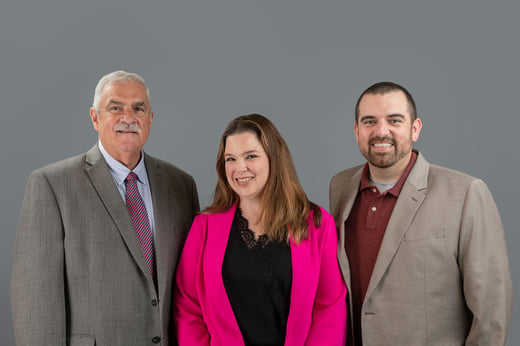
[174,114,346,345]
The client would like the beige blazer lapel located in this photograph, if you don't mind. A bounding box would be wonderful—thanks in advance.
[365,153,429,300]
[84,145,154,287]
[331,165,364,289]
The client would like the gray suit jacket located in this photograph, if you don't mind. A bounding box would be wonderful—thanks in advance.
[330,151,512,346]
[11,145,199,346]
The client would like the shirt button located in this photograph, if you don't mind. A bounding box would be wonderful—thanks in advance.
[371,206,377,212]
[151,299,158,306]
[152,336,161,344]
[372,188,377,193]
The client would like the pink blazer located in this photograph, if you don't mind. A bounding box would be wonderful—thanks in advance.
[174,204,347,346]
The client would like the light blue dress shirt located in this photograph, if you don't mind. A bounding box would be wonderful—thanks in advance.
[98,141,156,241]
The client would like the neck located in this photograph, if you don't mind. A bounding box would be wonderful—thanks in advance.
[239,199,264,234]
[117,152,142,170]
[121,158,140,170]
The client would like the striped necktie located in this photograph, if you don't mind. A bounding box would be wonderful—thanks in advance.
[125,172,156,284]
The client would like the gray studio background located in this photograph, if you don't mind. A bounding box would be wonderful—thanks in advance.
[1,0,518,344]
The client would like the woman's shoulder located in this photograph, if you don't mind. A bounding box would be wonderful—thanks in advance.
[308,203,335,234]
[309,203,333,222]
[192,205,237,228]
[198,205,236,218]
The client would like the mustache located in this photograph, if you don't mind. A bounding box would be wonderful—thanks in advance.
[113,122,142,133]
[369,136,394,145]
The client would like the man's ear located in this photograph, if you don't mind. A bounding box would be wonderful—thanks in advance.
[90,107,100,131]
[412,118,422,142]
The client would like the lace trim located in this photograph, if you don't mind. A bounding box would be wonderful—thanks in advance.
[236,208,270,249]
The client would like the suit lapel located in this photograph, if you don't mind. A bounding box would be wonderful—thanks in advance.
[206,206,236,287]
[365,153,429,299]
[145,155,175,294]
[85,145,154,287]
[336,167,363,288]
[206,207,243,334]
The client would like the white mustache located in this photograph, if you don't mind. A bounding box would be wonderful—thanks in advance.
[113,122,142,133]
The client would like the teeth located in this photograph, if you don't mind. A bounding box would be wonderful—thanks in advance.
[237,177,253,183]
[373,143,392,147]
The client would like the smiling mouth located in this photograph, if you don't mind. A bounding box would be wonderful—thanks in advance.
[372,143,393,148]
[236,177,254,183]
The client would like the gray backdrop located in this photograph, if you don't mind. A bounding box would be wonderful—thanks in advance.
[1,0,518,344]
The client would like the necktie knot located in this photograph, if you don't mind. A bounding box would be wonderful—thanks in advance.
[126,172,138,183]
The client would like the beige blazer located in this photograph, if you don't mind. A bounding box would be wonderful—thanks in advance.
[11,145,199,346]
[329,151,512,346]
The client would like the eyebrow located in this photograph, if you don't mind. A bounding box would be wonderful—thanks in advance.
[106,100,147,109]
[359,113,405,122]
[106,100,124,109]
[359,115,375,122]
[224,149,260,157]
[133,101,147,109]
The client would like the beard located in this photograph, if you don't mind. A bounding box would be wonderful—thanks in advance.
[361,136,412,169]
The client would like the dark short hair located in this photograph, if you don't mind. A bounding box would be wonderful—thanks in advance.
[355,81,417,122]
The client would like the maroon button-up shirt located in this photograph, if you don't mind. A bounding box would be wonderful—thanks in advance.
[346,150,418,346]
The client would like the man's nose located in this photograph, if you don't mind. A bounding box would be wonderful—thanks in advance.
[120,107,138,121]
[373,122,390,136]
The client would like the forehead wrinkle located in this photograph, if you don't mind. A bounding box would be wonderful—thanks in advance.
[107,99,124,105]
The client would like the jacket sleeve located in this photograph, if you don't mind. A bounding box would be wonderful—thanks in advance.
[305,210,347,345]
[190,177,200,216]
[174,215,211,346]
[11,170,67,345]
[459,179,513,345]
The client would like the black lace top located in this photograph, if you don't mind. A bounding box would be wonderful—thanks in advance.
[222,208,292,346]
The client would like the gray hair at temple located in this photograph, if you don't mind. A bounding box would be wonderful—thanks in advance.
[92,70,151,113]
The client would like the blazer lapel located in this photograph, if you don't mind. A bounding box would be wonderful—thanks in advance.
[336,167,363,288]
[365,153,429,299]
[205,206,245,339]
[145,153,188,294]
[336,168,364,232]
[85,145,154,286]
[206,206,236,300]
[145,155,178,294]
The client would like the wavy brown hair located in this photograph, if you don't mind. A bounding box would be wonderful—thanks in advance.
[204,114,321,244]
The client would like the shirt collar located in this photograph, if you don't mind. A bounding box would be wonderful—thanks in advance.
[98,140,148,186]
[360,149,418,197]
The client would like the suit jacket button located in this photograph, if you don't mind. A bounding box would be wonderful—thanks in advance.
[151,299,158,306]
[152,336,161,343]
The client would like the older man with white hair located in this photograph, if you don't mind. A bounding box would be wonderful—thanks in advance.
[12,70,199,346]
